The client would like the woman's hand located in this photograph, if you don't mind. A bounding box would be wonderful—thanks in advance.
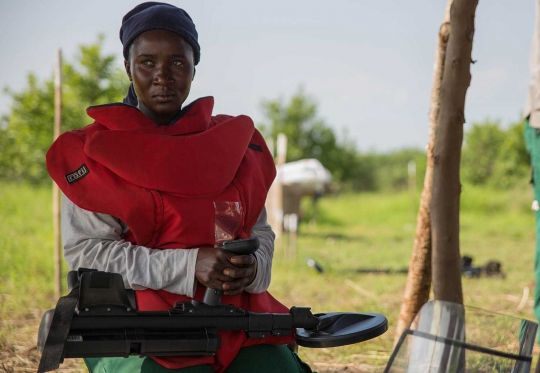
[194,247,257,296]
[222,254,257,296]
[195,247,234,290]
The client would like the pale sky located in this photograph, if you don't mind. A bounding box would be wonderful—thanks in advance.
[0,1,535,151]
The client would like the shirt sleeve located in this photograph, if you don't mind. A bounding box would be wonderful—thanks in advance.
[61,194,199,297]
[244,207,275,294]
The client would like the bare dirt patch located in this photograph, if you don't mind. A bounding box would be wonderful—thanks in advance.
[0,311,85,373]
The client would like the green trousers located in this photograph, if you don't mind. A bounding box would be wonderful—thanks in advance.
[524,119,540,342]
[85,344,312,372]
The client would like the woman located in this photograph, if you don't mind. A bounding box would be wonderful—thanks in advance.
[46,2,311,372]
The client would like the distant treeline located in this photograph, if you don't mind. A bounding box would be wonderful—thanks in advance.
[259,87,529,192]
[336,116,529,192]
[0,37,530,192]
[344,118,529,192]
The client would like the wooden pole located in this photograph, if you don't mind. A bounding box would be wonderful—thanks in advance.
[53,49,62,298]
[274,133,287,251]
[265,134,287,253]
[289,213,298,260]
[431,0,478,303]
[408,160,417,218]
[395,0,452,342]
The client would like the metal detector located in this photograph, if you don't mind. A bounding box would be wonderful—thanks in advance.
[37,239,388,372]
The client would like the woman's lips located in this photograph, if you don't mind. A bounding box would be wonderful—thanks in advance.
[154,94,175,103]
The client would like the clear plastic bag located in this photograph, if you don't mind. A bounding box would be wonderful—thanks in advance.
[214,201,243,245]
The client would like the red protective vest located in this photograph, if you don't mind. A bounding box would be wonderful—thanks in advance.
[46,97,294,372]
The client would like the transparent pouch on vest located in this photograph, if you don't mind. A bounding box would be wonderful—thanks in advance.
[214,201,243,245]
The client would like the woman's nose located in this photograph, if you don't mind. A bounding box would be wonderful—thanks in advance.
[154,64,173,85]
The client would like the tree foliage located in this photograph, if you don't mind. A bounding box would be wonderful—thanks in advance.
[461,119,529,188]
[372,149,427,191]
[491,120,530,188]
[258,88,429,191]
[0,36,127,183]
[461,120,505,185]
[0,39,530,192]
[258,88,359,183]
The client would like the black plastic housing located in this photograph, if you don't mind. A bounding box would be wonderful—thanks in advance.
[295,312,388,348]
[38,269,388,363]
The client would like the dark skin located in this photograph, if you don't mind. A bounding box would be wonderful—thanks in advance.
[124,29,257,295]
[124,29,194,125]
[195,247,257,296]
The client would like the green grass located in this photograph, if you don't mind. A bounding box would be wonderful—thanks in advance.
[0,181,538,372]
[268,182,537,370]
[0,183,63,311]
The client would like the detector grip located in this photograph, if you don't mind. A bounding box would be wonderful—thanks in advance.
[202,238,260,306]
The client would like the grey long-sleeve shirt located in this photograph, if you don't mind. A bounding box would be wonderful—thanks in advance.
[61,194,275,298]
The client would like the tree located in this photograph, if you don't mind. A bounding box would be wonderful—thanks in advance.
[396,0,479,341]
[1,74,55,183]
[431,0,479,304]
[461,120,505,185]
[491,120,530,188]
[0,35,128,183]
[395,0,452,341]
[461,119,530,188]
[259,87,358,184]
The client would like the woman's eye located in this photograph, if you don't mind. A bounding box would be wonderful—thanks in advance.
[141,60,154,66]
[173,61,184,66]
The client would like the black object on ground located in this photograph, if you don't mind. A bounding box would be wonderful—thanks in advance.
[461,255,505,278]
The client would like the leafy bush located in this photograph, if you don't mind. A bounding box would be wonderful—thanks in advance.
[0,35,127,184]
[461,119,529,189]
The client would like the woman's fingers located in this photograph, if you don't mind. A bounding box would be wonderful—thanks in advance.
[223,266,254,279]
[229,254,255,266]
[222,254,258,295]
[222,277,252,295]
[195,247,235,288]
[196,250,257,294]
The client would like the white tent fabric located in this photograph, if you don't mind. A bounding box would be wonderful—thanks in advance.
[276,158,332,194]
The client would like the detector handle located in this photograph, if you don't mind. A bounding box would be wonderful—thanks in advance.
[202,238,260,306]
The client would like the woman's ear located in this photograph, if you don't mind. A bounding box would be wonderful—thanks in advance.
[192,67,196,81]
[124,60,132,81]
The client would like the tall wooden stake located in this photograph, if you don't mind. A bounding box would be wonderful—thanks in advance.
[53,49,62,298]
[395,0,452,342]
[265,133,287,252]
[431,0,478,303]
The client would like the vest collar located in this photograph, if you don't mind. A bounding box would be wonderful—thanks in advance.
[83,96,256,197]
[86,96,214,136]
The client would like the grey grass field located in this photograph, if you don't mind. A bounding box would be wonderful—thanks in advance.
[0,181,538,372]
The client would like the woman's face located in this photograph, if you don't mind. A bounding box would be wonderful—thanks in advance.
[124,29,195,125]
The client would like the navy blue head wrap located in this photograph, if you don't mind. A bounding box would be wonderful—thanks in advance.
[120,2,200,65]
[120,2,200,106]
